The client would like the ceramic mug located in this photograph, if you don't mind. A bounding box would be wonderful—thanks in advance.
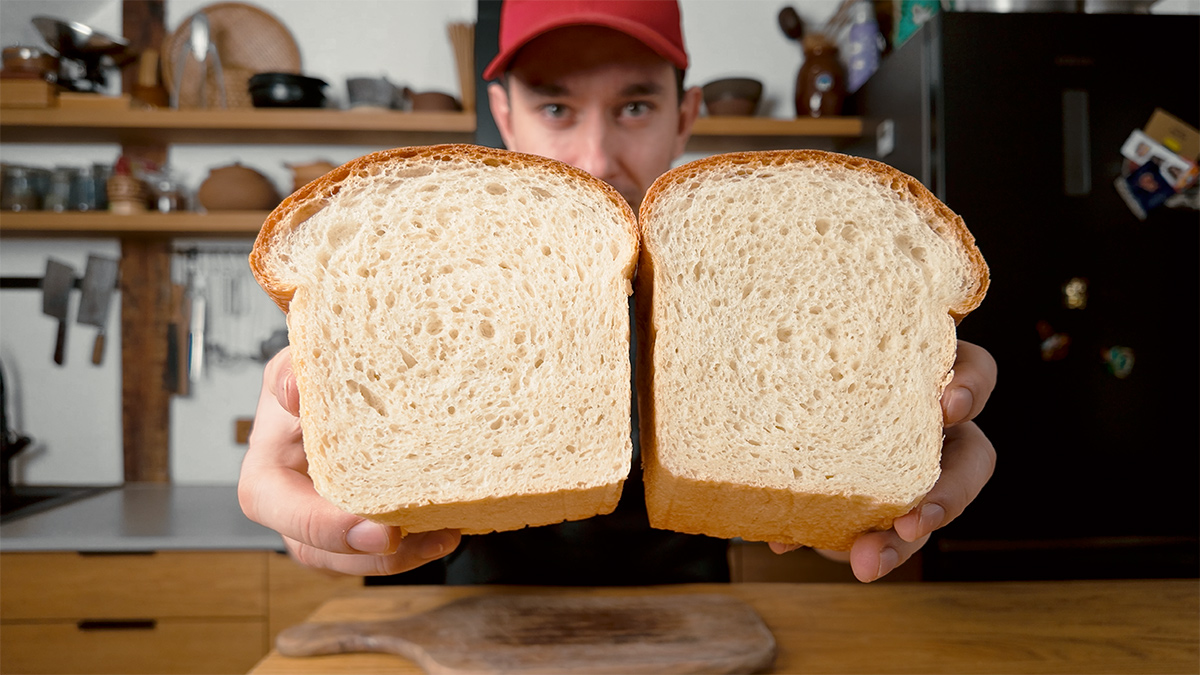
[346,77,403,109]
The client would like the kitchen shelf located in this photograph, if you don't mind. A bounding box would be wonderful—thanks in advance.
[0,108,862,145]
[0,110,864,238]
[692,115,862,137]
[0,108,477,146]
[0,210,268,237]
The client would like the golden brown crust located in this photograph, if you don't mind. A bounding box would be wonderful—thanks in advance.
[361,481,624,536]
[644,464,913,550]
[250,143,639,314]
[636,149,986,550]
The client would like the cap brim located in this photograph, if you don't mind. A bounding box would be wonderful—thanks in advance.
[483,13,688,81]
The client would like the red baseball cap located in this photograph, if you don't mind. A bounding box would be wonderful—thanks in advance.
[483,0,689,81]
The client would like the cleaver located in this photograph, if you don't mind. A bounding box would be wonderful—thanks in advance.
[41,259,75,366]
[76,255,120,365]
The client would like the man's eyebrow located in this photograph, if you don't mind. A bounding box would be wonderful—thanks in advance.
[526,82,568,97]
[522,81,667,98]
[620,82,666,97]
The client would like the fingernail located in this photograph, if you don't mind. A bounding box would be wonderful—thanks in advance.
[346,521,392,553]
[283,371,301,414]
[876,547,900,581]
[418,531,456,560]
[944,388,973,425]
[918,503,946,537]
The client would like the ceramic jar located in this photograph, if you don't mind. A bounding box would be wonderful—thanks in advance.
[795,34,846,118]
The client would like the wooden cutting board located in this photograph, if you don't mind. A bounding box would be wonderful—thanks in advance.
[275,593,776,674]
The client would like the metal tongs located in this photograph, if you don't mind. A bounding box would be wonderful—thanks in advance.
[170,12,226,108]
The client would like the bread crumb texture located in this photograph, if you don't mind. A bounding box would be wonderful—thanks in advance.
[639,150,987,548]
[254,146,638,531]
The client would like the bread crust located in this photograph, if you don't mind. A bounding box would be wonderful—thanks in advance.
[251,144,639,313]
[636,149,987,550]
[353,481,624,536]
[250,144,640,535]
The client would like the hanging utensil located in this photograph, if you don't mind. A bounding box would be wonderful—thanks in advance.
[75,255,119,366]
[187,271,207,383]
[41,259,75,366]
[164,282,189,396]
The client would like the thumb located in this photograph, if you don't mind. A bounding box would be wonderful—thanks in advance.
[266,347,301,417]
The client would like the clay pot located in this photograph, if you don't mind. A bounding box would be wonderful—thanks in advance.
[286,160,337,192]
[196,163,280,211]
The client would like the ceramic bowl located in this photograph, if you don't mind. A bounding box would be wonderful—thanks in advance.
[248,72,328,108]
[702,77,763,116]
[404,88,462,112]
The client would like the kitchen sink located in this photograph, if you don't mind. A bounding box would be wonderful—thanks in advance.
[0,485,117,524]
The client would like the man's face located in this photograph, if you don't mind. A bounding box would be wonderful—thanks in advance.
[488,26,701,210]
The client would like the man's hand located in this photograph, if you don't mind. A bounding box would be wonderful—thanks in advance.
[238,347,461,575]
[770,340,998,582]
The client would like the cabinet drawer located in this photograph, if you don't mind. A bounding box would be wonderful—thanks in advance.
[0,619,266,674]
[0,551,267,620]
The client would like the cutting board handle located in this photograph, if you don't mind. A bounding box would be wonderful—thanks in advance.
[277,619,427,662]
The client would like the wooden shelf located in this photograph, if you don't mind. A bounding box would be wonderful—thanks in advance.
[691,115,862,137]
[0,210,268,237]
[0,110,863,238]
[0,108,476,146]
[0,108,861,144]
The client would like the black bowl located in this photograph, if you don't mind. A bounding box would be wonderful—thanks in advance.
[248,72,328,108]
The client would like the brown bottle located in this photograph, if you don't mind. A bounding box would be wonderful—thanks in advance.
[796,33,845,118]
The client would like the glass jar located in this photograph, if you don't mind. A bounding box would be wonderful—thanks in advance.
[44,166,80,212]
[1,165,40,211]
[795,33,846,118]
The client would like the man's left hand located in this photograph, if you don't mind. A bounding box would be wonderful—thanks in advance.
[770,340,997,582]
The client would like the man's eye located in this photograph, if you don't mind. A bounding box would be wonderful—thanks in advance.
[541,103,569,119]
[622,101,653,117]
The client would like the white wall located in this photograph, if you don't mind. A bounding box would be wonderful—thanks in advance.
[4,0,1192,487]
[1,0,842,487]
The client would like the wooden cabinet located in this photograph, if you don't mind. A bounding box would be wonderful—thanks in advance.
[1,621,267,675]
[0,550,361,675]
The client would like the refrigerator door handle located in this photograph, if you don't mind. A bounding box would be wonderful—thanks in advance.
[1062,89,1092,197]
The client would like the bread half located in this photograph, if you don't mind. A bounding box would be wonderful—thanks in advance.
[250,144,639,535]
[636,150,988,550]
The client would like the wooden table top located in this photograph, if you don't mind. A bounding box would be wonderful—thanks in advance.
[250,579,1199,674]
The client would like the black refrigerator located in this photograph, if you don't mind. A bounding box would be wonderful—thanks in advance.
[847,11,1198,580]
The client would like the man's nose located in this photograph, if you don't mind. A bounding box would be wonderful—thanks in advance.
[569,117,617,182]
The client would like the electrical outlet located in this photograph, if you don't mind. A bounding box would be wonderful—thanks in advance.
[235,418,254,445]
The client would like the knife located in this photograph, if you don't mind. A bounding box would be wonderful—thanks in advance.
[76,255,120,365]
[41,259,75,366]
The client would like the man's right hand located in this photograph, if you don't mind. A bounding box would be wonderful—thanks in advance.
[238,347,461,575]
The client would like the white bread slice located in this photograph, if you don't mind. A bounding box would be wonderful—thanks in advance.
[636,150,988,551]
[250,145,639,535]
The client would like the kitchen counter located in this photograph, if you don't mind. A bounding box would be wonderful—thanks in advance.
[0,483,282,552]
[250,580,1199,674]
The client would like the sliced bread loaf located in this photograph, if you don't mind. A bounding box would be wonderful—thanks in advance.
[250,144,639,535]
[636,150,988,551]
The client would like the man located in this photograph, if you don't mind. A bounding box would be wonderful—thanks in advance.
[239,0,997,584]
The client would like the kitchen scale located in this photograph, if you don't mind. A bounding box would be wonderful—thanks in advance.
[32,16,135,93]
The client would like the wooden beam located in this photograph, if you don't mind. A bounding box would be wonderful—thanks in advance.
[120,0,170,482]
[121,0,165,98]
[120,238,172,482]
